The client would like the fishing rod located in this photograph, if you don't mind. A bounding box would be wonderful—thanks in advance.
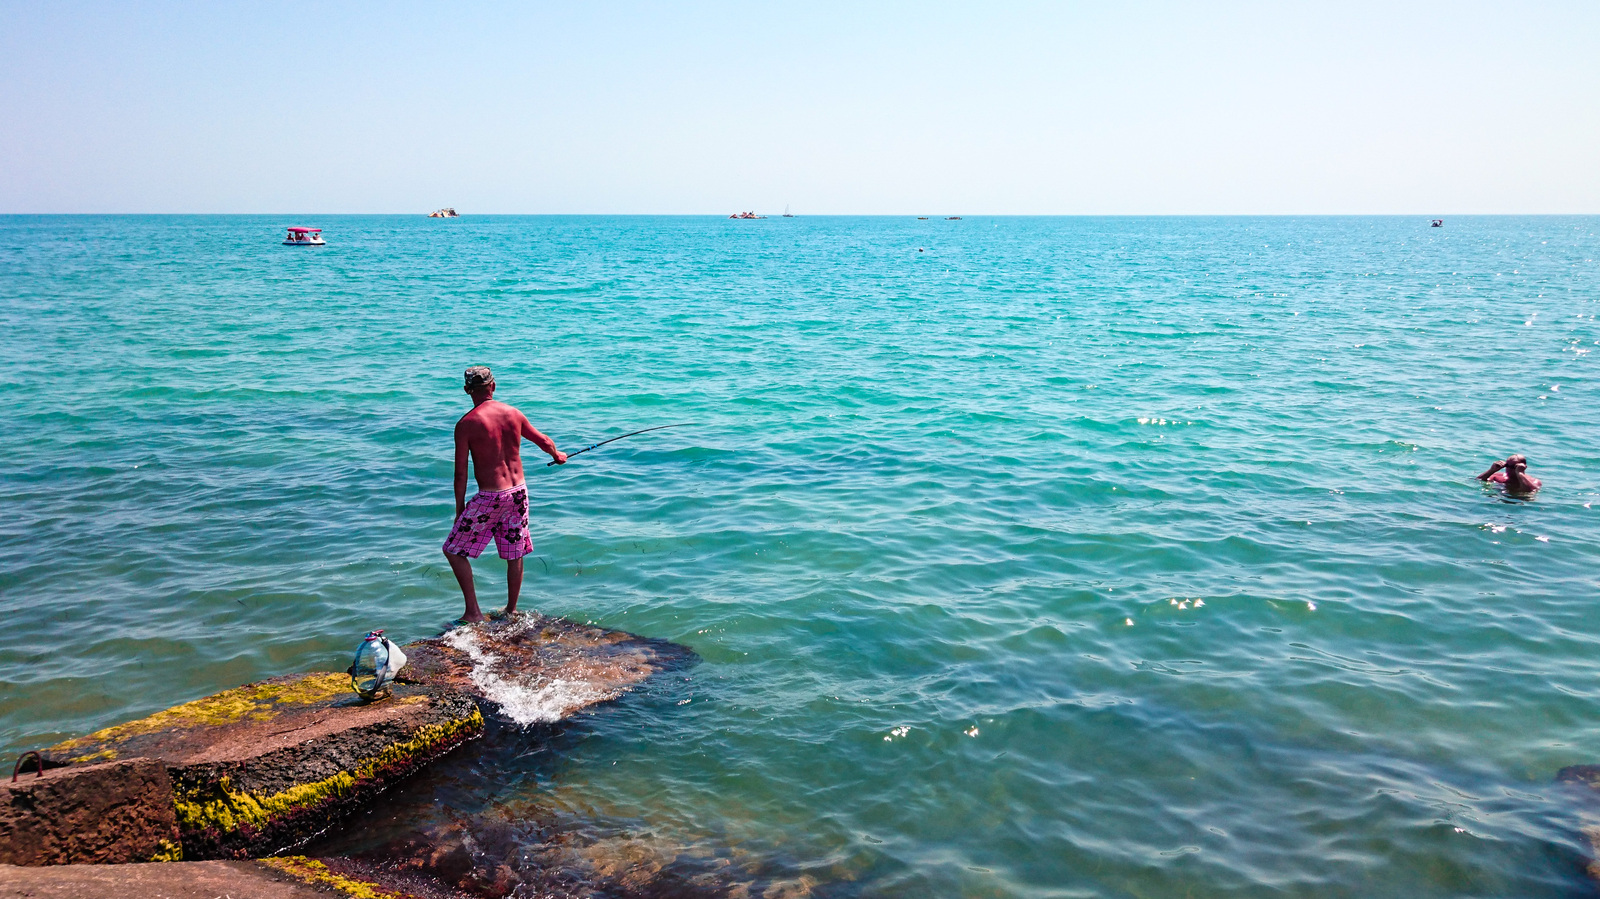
[548,423,694,466]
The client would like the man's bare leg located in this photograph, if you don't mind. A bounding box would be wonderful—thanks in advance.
[445,550,485,623]
[505,557,524,616]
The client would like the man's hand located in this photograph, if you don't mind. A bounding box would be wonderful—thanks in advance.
[552,450,568,465]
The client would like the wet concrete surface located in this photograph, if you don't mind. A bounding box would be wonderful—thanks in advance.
[401,614,698,725]
[0,860,329,898]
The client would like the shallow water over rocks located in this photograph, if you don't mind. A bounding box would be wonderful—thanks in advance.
[404,614,697,726]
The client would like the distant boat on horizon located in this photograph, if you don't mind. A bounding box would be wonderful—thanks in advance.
[730,211,766,219]
[946,216,962,221]
[429,208,459,218]
[282,227,324,246]
[1431,219,1443,227]
[782,205,794,218]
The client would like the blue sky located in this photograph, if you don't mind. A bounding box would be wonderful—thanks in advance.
[2,2,1597,214]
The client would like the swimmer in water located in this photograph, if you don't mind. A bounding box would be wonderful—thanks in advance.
[1476,454,1541,495]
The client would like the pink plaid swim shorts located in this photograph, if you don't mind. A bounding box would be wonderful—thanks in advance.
[443,483,533,560]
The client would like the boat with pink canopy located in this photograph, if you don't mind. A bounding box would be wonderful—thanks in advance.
[283,227,325,246]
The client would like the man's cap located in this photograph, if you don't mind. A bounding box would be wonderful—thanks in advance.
[463,366,495,390]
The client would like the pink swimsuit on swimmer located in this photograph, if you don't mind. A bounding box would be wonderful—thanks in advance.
[443,483,532,560]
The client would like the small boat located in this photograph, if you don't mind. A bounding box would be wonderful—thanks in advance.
[283,227,325,246]
[729,211,766,219]
[945,216,962,221]
[429,208,459,218]
[917,216,929,220]
[782,205,794,218]
[1431,219,1443,227]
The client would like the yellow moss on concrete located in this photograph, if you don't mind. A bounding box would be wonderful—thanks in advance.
[260,856,402,899]
[149,839,183,862]
[175,771,357,833]
[54,673,352,756]
[174,707,484,836]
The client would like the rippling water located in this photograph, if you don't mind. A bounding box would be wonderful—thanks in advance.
[3,215,1599,896]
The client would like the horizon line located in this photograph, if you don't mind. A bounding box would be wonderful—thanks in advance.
[4,212,1597,218]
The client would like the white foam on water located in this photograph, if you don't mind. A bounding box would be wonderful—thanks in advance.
[443,624,620,726]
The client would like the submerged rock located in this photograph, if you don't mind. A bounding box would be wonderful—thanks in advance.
[401,613,696,725]
[1556,765,1600,883]
[41,673,483,860]
[344,818,756,899]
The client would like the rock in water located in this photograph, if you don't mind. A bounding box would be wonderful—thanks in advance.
[399,612,697,725]
[41,673,483,860]
[1556,764,1600,884]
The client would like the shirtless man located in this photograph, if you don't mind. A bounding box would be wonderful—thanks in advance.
[1476,454,1541,496]
[443,366,566,623]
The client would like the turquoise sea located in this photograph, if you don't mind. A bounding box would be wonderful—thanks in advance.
[2,215,1599,897]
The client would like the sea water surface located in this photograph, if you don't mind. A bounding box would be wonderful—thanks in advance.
[2,215,1599,897]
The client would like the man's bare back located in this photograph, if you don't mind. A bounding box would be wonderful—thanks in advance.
[442,366,566,624]
[455,400,564,495]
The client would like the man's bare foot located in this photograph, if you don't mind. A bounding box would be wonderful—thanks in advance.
[489,607,518,621]
[453,614,487,626]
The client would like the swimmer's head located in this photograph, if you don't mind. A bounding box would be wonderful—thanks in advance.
[1505,454,1527,473]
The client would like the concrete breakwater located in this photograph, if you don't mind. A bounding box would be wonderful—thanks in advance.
[0,614,695,896]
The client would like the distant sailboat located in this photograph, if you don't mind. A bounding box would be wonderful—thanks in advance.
[782,205,794,218]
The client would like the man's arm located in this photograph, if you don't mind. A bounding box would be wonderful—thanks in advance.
[520,414,567,464]
[453,420,471,516]
[1475,460,1504,481]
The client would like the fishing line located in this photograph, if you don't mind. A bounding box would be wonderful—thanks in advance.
[547,423,694,466]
